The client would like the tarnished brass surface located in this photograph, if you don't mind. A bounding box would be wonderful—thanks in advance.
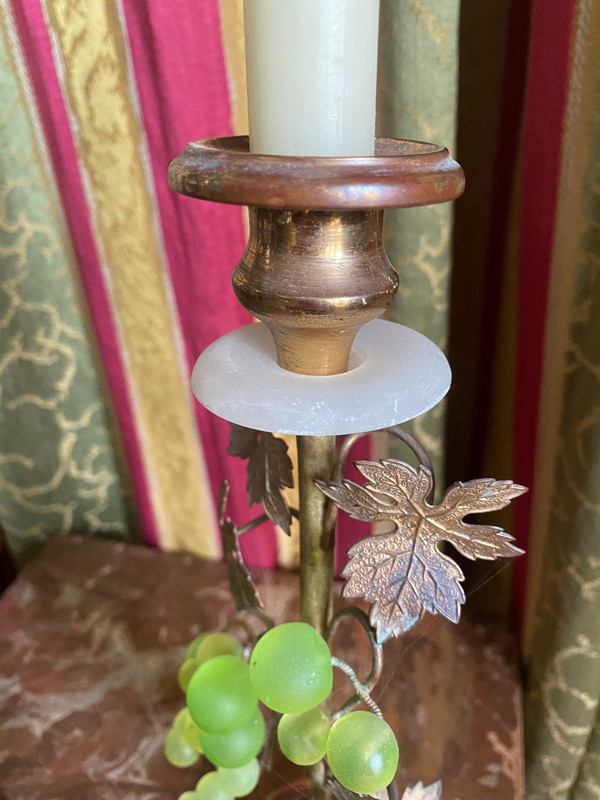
[168,136,465,210]
[168,135,465,376]
[234,208,398,375]
[169,135,464,376]
[297,435,337,637]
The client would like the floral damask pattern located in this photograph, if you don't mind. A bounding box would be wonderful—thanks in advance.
[0,5,136,563]
[378,0,460,485]
[525,3,600,796]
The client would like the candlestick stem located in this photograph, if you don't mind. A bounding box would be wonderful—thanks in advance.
[297,435,337,636]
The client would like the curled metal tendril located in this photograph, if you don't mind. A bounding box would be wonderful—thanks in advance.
[331,657,383,718]
[326,606,383,722]
[322,425,435,551]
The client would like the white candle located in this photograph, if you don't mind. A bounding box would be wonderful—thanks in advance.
[244,0,380,157]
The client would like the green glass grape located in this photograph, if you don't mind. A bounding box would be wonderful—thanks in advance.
[187,654,257,734]
[200,705,265,768]
[164,727,199,768]
[195,632,243,664]
[173,707,203,752]
[195,772,234,800]
[178,658,199,693]
[277,707,330,766]
[186,633,207,659]
[249,622,332,714]
[326,711,399,795]
[177,793,200,800]
[217,758,260,797]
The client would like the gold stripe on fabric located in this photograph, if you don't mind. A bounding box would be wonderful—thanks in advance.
[42,0,218,556]
[218,0,248,135]
[523,0,599,653]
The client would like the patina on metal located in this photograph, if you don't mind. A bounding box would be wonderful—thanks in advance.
[168,136,464,210]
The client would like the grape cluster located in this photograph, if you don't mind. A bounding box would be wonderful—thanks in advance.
[165,623,399,798]
[165,631,262,798]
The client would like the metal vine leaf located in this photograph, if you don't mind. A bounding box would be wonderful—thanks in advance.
[401,782,443,800]
[218,483,264,613]
[316,459,526,642]
[228,424,294,535]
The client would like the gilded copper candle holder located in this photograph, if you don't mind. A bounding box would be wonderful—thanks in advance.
[168,136,525,799]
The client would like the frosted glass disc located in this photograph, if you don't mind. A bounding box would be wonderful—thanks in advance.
[191,320,451,436]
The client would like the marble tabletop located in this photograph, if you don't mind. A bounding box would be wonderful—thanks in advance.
[0,534,524,799]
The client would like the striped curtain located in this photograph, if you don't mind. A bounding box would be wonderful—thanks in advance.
[378,0,459,487]
[4,1,600,795]
[0,0,268,565]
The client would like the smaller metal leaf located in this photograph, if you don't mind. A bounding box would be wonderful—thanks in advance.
[221,518,264,612]
[401,782,443,800]
[219,482,264,613]
[228,424,294,535]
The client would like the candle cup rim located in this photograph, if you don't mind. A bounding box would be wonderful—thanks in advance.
[193,135,442,160]
[168,136,465,211]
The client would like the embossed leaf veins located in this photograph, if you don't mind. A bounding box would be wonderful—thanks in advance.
[317,459,526,642]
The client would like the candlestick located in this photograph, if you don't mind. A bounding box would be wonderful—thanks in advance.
[164,4,532,798]
[244,0,380,157]
[169,135,466,800]
[171,137,463,652]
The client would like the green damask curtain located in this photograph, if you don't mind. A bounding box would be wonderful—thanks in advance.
[0,12,137,564]
[522,4,600,797]
[378,0,459,483]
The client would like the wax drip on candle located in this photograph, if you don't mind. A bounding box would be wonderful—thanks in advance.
[244,0,380,157]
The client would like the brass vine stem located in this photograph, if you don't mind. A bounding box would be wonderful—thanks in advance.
[327,606,384,721]
[297,435,337,637]
[330,656,383,717]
